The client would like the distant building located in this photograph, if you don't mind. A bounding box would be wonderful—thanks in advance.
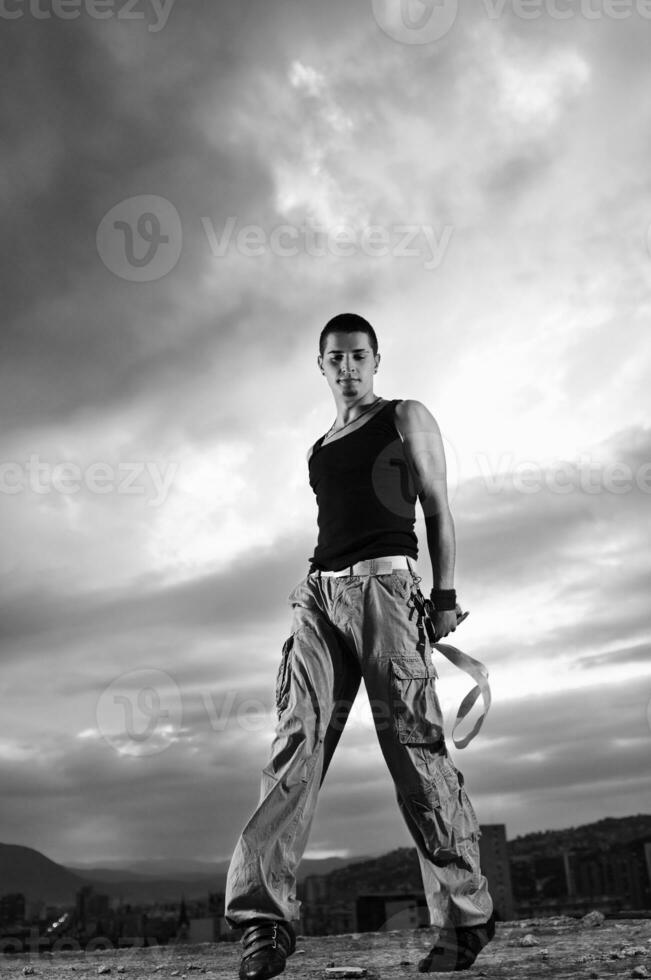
[303,876,329,906]
[300,877,356,935]
[478,825,515,921]
[25,899,47,923]
[75,884,109,929]
[174,897,190,941]
[574,838,651,910]
[356,893,429,932]
[0,893,26,927]
[645,843,651,886]
[510,832,651,917]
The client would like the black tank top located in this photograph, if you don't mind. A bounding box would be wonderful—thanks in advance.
[308,398,418,571]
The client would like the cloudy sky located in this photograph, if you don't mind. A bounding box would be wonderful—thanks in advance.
[1,0,650,871]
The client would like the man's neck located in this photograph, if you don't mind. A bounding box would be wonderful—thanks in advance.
[332,391,380,426]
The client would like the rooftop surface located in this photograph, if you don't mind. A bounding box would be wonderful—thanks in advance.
[1,916,650,980]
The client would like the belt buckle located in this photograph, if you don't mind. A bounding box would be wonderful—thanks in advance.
[368,557,393,575]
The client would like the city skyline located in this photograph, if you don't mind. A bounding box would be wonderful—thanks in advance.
[1,1,650,867]
[2,809,649,873]
[3,814,650,927]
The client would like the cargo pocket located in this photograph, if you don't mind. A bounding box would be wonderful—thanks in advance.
[431,756,465,802]
[388,658,444,745]
[275,634,294,717]
[431,757,481,846]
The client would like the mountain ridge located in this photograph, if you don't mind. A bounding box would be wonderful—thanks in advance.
[0,844,372,905]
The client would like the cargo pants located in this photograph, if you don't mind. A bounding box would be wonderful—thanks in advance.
[224,564,493,931]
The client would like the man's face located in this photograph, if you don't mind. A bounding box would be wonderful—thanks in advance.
[318,331,380,400]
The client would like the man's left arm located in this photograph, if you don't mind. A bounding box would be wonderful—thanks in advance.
[395,399,459,641]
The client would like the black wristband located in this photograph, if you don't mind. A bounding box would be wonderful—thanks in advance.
[430,588,457,611]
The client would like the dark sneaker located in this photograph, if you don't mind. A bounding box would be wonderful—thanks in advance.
[238,919,297,980]
[418,911,496,972]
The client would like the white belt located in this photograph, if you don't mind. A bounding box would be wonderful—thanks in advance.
[317,556,411,577]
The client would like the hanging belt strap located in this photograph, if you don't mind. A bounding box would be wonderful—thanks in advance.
[431,639,492,749]
[412,587,492,749]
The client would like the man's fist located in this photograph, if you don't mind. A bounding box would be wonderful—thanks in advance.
[431,608,457,642]
[431,603,467,642]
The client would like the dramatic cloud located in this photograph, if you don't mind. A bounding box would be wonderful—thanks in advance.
[0,1,649,867]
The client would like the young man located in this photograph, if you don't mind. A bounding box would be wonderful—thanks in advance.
[224,313,495,978]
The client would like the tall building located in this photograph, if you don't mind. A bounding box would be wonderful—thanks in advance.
[478,824,515,921]
[574,839,651,910]
[0,893,26,927]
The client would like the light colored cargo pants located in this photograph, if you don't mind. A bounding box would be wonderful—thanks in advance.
[224,566,493,931]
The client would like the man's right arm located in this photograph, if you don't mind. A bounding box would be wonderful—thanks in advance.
[395,398,459,641]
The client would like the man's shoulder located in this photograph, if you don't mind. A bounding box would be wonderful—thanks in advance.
[306,436,323,465]
[394,398,437,432]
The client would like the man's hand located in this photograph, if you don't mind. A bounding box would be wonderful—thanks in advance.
[431,603,465,642]
[431,609,457,642]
